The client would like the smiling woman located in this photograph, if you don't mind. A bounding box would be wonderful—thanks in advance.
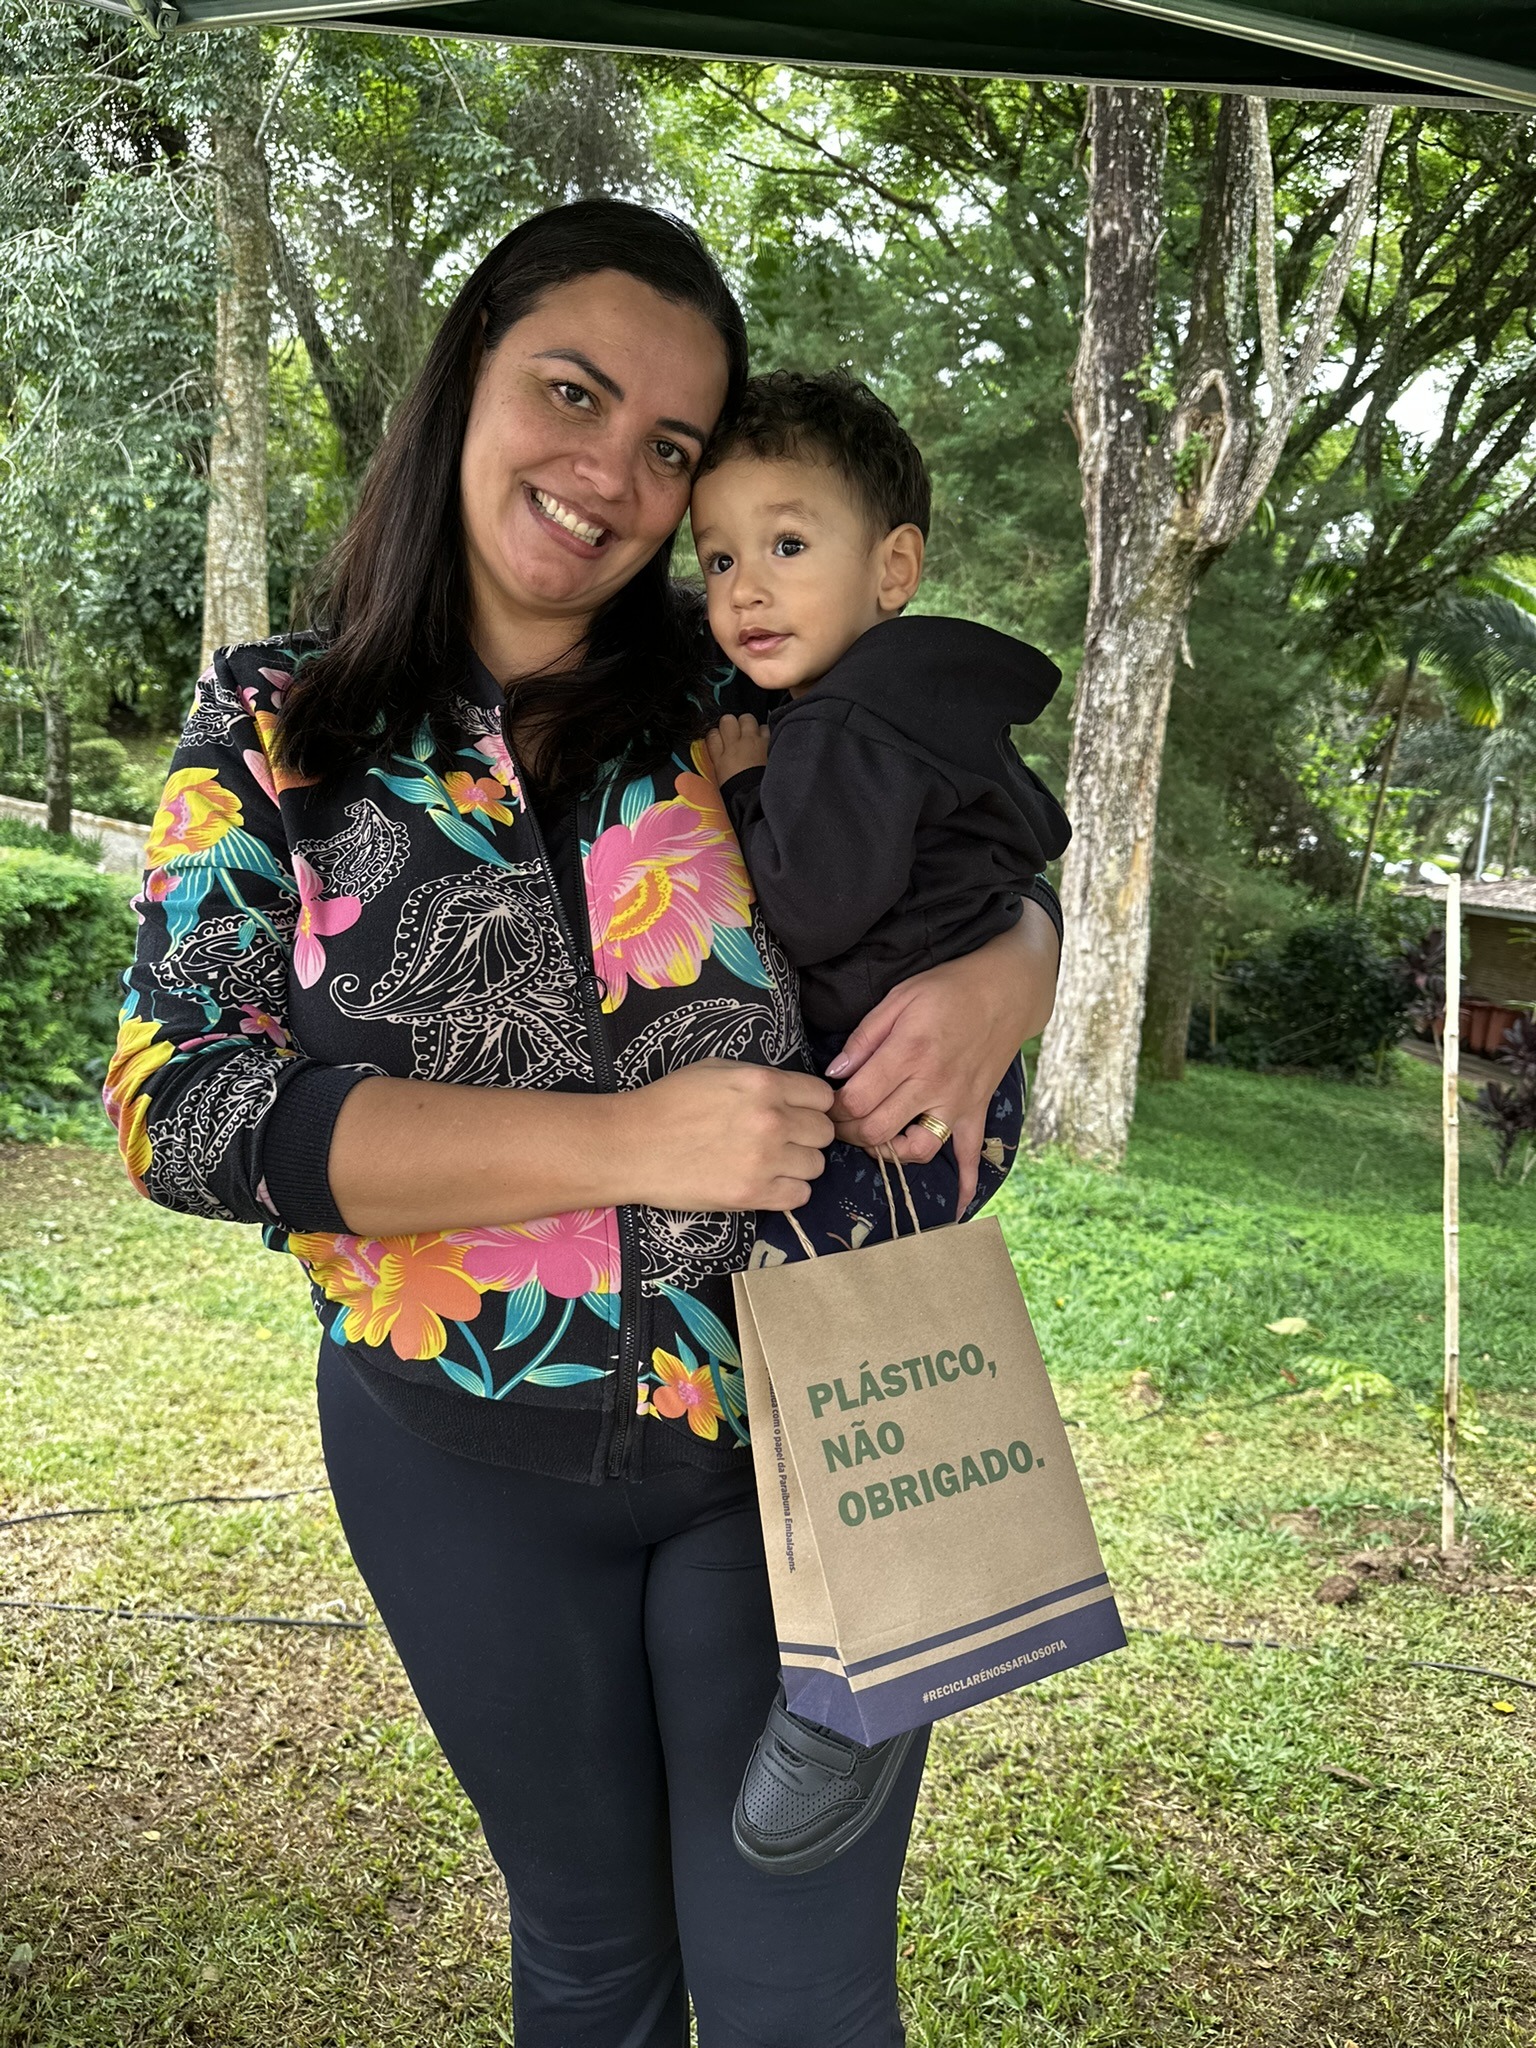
[105,198,1063,2048]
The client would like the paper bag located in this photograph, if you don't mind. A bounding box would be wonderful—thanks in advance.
[734,1213,1124,1743]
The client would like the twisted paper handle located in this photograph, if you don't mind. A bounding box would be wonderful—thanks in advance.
[781,1143,920,1261]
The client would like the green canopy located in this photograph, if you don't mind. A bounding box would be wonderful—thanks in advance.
[88,0,1536,108]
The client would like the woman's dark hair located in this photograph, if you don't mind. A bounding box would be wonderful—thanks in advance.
[281,199,749,795]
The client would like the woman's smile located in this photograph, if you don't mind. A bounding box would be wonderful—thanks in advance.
[526,483,614,554]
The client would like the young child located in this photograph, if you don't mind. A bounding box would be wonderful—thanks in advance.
[693,369,1070,1874]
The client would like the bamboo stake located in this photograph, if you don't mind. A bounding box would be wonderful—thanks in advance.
[1442,874,1461,1555]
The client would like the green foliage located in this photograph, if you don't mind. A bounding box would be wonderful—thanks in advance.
[0,816,100,862]
[0,850,135,1111]
[1197,911,1413,1079]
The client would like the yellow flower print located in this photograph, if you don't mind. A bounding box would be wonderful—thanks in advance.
[244,708,319,799]
[650,1347,723,1440]
[103,1015,173,1190]
[144,768,243,866]
[443,771,517,825]
[289,1230,487,1362]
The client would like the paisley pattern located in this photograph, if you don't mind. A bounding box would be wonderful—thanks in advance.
[332,867,593,1088]
[108,637,805,1462]
[293,799,411,908]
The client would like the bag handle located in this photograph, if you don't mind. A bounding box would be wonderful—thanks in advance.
[781,1144,920,1261]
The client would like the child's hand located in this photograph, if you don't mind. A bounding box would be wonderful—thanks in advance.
[705,713,770,784]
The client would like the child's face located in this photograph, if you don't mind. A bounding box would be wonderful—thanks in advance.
[690,455,924,693]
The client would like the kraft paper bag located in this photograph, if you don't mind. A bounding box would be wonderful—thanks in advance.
[734,1211,1124,1744]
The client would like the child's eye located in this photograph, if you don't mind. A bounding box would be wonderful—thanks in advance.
[705,552,734,575]
[772,534,807,558]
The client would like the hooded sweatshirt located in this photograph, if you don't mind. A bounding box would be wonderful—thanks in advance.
[719,614,1071,1042]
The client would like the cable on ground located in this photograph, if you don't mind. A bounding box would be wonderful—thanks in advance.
[0,1597,367,1631]
[0,1485,330,1531]
[1129,1623,1536,1692]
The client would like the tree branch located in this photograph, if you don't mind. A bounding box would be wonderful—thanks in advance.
[1247,96,1285,414]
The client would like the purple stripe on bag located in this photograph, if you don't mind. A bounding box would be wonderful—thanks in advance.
[841,1572,1111,1677]
[783,1596,1127,1745]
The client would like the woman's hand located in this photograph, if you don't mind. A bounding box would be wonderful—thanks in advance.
[827,902,1061,1215]
[615,1060,835,1213]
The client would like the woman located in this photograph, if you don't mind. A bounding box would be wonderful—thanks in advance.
[107,200,1061,2046]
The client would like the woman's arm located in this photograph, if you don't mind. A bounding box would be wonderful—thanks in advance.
[327,1060,835,1237]
[827,897,1061,1214]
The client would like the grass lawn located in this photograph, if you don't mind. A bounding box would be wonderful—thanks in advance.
[1,1058,1533,2046]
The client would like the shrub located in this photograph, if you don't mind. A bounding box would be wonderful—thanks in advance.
[1473,1015,1536,1182]
[0,850,136,1107]
[1194,912,1413,1080]
[70,735,132,807]
[0,816,102,863]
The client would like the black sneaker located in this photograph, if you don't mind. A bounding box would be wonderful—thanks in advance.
[732,1689,918,1875]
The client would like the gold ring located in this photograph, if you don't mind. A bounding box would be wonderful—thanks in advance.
[917,1113,952,1145]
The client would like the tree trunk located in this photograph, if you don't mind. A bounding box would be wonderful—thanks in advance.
[1027,88,1181,1163]
[43,685,72,839]
[1028,91,1390,1164]
[1140,901,1200,1082]
[1505,780,1522,874]
[1353,654,1414,909]
[201,56,270,676]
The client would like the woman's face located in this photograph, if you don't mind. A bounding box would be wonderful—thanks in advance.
[460,269,731,664]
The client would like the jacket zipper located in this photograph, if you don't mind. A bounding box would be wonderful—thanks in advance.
[565,806,644,1479]
[504,715,643,1478]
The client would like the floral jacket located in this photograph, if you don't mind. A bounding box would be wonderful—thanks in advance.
[106,637,806,1482]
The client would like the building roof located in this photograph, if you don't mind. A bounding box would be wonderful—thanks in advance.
[1405,877,1536,923]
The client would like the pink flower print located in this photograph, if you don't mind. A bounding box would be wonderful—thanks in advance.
[449,1209,620,1300]
[243,746,278,804]
[443,771,516,825]
[292,853,361,989]
[584,788,753,1010]
[473,732,522,802]
[258,665,296,702]
[238,1002,289,1046]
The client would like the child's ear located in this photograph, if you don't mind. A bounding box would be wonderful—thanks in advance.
[876,525,925,614]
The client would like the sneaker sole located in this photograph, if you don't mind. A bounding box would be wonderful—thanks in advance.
[731,1727,919,1877]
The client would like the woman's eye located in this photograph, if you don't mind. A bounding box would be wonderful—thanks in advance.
[772,535,807,558]
[553,381,594,410]
[654,439,689,470]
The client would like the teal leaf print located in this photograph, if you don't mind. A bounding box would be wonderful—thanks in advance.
[498,1280,547,1351]
[583,1289,621,1328]
[428,806,517,869]
[439,1357,491,1399]
[659,1285,740,1368]
[410,721,437,763]
[710,924,771,991]
[619,775,654,826]
[521,1363,612,1387]
[709,1357,752,1447]
[368,769,443,806]
[675,1334,699,1372]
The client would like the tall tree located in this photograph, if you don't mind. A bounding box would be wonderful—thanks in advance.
[1026,92,1390,1161]
[201,31,271,672]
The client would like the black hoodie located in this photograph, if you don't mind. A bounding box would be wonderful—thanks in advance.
[718,614,1071,1043]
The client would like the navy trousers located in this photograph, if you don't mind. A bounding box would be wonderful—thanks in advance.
[318,1350,929,2047]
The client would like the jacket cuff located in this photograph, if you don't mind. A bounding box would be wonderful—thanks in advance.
[260,1063,371,1233]
[1023,872,1064,947]
[719,764,766,828]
